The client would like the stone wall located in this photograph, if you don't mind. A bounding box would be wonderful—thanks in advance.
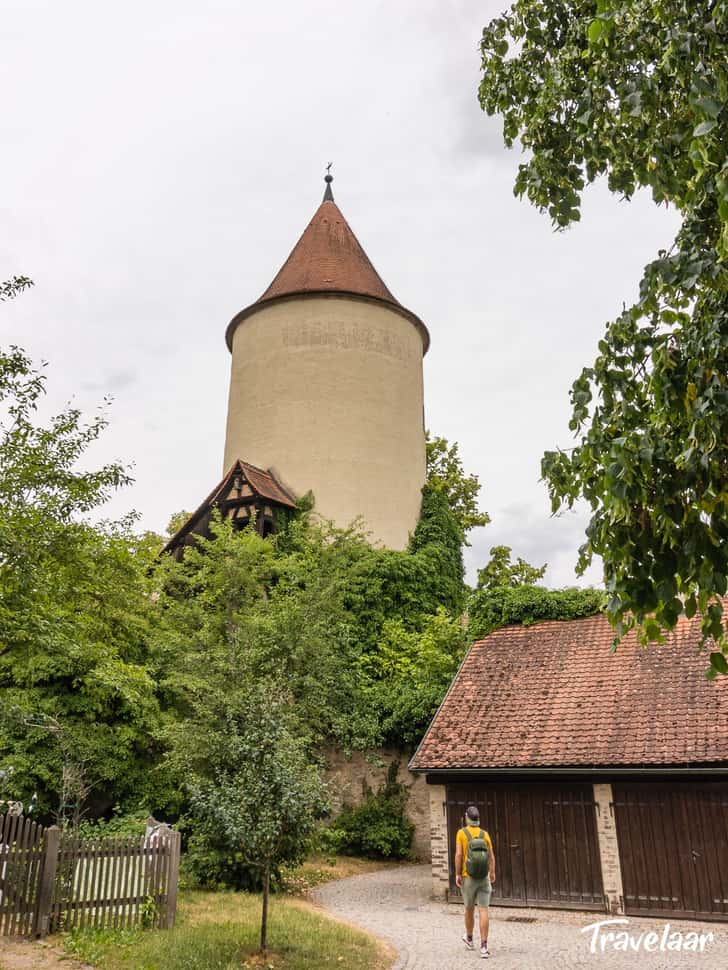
[428,783,449,899]
[322,747,431,860]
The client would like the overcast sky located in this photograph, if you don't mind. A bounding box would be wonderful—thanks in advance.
[2,0,680,587]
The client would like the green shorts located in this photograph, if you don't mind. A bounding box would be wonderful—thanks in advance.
[461,875,492,908]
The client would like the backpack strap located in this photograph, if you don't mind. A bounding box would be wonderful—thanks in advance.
[463,827,473,843]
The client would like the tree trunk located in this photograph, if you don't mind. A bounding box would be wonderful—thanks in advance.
[260,860,270,954]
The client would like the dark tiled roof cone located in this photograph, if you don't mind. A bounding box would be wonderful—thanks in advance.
[225,173,430,352]
[258,175,398,305]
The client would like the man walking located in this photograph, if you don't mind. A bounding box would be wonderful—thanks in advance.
[454,804,495,958]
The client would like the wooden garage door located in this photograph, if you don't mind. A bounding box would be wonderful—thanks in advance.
[613,782,728,921]
[446,782,604,910]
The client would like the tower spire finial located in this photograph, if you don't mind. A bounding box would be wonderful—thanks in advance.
[323,162,334,202]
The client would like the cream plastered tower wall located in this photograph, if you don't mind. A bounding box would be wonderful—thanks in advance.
[223,292,426,549]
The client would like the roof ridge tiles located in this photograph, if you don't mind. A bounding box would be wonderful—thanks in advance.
[410,605,728,773]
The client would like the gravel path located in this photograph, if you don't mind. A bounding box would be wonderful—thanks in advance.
[313,864,728,969]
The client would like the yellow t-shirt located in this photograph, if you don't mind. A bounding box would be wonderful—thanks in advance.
[456,825,493,878]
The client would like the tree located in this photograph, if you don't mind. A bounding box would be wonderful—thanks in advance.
[0,346,164,815]
[156,532,328,954]
[479,2,728,662]
[154,515,380,751]
[363,608,468,744]
[183,682,324,956]
[153,437,484,783]
[1,276,33,301]
[407,484,467,615]
[476,545,546,590]
[165,509,191,537]
[425,433,490,542]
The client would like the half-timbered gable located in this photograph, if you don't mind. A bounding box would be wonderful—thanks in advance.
[163,459,297,560]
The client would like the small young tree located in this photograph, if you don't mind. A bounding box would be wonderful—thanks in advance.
[476,545,546,590]
[185,681,325,955]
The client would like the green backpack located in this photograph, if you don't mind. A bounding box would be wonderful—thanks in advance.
[463,828,490,879]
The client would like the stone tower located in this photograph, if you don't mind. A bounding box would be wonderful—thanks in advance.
[223,174,429,549]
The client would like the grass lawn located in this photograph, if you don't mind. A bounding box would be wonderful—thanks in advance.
[61,861,396,970]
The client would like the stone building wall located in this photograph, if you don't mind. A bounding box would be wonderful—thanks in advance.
[428,783,449,899]
[322,747,431,861]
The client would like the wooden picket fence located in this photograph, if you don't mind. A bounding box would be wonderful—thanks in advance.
[0,813,45,937]
[0,813,180,938]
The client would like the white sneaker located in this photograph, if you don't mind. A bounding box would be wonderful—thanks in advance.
[462,933,474,950]
[480,942,490,958]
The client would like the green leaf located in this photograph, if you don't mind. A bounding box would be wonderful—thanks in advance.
[693,119,717,137]
[587,19,604,43]
[644,618,663,642]
[695,97,722,119]
[479,0,728,649]
[709,652,728,675]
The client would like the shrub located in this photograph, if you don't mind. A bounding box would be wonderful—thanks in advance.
[182,829,262,891]
[468,584,606,640]
[324,762,414,860]
[77,807,149,839]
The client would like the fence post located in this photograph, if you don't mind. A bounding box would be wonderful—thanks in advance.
[165,831,181,929]
[34,826,60,938]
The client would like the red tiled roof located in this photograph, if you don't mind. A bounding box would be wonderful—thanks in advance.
[225,194,430,353]
[258,199,398,306]
[410,610,728,771]
[238,461,297,508]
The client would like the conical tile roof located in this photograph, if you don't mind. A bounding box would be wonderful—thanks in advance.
[225,181,429,353]
[257,197,399,306]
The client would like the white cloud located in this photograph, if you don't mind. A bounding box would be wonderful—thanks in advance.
[2,1,681,575]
